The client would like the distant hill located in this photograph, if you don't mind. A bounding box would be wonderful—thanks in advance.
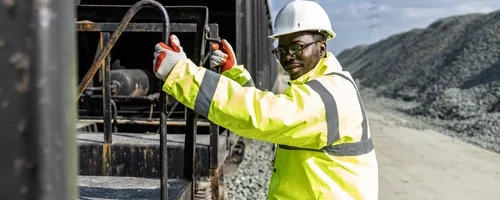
[337,10,500,153]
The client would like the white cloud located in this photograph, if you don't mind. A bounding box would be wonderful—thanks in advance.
[455,1,494,13]
[402,7,445,19]
[401,1,494,19]
[378,4,393,12]
[331,2,392,19]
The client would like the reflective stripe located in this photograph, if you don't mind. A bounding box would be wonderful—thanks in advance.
[279,138,374,156]
[194,70,221,118]
[243,79,255,87]
[279,72,374,156]
[326,72,369,140]
[306,80,339,146]
[323,137,373,156]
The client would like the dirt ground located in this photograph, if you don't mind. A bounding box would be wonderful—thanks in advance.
[366,102,500,200]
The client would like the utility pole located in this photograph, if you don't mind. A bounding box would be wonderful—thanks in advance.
[366,0,380,43]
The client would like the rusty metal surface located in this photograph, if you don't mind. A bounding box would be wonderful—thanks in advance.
[76,5,208,22]
[183,108,198,196]
[81,93,159,101]
[206,24,223,200]
[234,0,277,91]
[0,0,78,199]
[210,167,221,200]
[0,1,35,199]
[209,123,220,169]
[72,1,273,199]
[101,143,112,176]
[75,0,171,101]
[109,69,151,97]
[101,32,113,144]
[77,119,211,126]
[75,4,209,71]
[76,21,198,32]
[78,176,192,200]
[74,1,172,198]
[77,133,228,178]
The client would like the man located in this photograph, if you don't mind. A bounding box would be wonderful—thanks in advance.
[152,1,378,199]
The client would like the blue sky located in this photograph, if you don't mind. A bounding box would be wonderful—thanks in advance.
[268,0,500,54]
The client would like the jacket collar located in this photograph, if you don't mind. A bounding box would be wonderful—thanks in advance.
[288,51,343,85]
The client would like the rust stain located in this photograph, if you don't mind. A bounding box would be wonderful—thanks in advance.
[210,167,224,200]
[115,163,124,175]
[149,149,154,159]
[102,143,112,176]
[0,39,5,48]
[9,52,30,93]
[76,20,97,31]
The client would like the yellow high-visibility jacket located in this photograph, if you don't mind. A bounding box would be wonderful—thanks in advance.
[163,52,379,200]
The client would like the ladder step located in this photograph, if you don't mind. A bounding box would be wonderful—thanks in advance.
[78,175,192,200]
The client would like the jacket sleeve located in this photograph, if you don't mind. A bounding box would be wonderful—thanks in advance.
[221,65,255,87]
[163,59,329,149]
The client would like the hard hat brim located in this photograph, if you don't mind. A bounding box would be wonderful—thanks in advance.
[268,29,337,41]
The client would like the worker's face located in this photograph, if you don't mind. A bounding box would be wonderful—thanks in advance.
[275,32,326,80]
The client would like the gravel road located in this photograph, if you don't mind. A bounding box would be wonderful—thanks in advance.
[223,140,274,200]
[222,91,500,200]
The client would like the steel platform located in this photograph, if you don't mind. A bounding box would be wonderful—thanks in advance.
[78,132,229,178]
[78,176,191,200]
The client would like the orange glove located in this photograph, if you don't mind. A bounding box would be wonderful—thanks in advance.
[153,34,187,81]
[210,39,236,73]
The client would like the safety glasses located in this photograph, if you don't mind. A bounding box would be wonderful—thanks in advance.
[271,41,320,60]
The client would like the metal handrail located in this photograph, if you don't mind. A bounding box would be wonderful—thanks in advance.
[74,1,171,199]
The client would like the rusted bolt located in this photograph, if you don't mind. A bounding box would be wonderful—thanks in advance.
[9,52,30,70]
[9,52,30,93]
[2,0,15,9]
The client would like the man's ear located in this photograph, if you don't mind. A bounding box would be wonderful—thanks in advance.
[320,42,327,57]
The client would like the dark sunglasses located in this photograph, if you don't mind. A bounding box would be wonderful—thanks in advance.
[271,41,320,60]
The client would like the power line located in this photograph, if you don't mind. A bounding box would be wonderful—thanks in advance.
[366,1,380,42]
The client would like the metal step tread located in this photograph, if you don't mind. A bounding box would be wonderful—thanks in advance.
[78,175,191,200]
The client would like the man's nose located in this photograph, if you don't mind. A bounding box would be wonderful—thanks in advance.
[283,52,296,61]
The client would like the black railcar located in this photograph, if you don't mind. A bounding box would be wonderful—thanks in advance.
[74,0,278,199]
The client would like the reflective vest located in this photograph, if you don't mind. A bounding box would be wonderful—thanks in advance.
[163,52,379,200]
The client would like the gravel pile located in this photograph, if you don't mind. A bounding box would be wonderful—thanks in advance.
[337,10,500,153]
[223,140,274,200]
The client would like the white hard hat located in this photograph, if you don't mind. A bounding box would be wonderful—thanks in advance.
[269,0,337,41]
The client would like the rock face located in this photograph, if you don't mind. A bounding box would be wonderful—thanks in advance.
[337,10,500,153]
